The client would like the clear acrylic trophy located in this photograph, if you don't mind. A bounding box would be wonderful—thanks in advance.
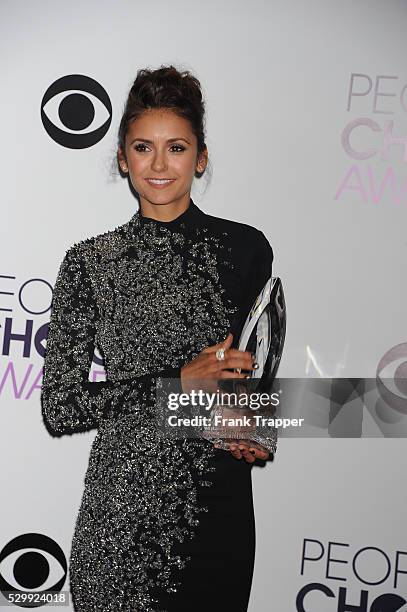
[202,276,286,454]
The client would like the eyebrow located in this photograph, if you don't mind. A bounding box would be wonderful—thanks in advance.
[130,137,191,145]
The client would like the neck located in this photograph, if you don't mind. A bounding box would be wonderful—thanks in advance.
[139,194,191,222]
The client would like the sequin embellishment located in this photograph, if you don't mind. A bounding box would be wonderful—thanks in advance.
[41,206,242,611]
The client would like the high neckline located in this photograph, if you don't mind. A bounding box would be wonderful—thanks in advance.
[137,198,203,228]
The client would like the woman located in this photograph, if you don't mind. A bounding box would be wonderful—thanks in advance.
[41,65,276,612]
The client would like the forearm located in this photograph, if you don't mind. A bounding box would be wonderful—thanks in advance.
[41,366,183,437]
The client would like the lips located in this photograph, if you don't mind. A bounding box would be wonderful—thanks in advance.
[145,178,176,189]
[145,178,175,183]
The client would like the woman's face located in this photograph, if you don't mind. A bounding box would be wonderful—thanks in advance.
[118,108,207,209]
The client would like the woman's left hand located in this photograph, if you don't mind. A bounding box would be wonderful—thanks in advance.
[213,439,270,463]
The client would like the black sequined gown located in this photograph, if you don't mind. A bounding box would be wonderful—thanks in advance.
[41,199,276,612]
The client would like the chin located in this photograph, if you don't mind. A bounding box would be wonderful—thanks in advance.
[140,194,177,206]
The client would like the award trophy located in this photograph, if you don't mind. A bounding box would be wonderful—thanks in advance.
[202,276,286,454]
[237,276,286,390]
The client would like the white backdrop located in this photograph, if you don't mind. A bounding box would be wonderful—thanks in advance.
[1,0,407,610]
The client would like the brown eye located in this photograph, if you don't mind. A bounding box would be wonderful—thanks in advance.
[134,143,148,152]
[170,144,185,152]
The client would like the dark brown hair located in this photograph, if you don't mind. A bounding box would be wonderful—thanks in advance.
[117,64,208,179]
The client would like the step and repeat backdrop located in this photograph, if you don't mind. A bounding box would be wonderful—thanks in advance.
[1,1,407,610]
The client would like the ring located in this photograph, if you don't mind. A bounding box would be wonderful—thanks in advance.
[215,348,226,361]
[213,438,230,450]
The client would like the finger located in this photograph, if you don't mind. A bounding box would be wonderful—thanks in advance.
[237,443,252,455]
[207,349,255,373]
[229,443,242,459]
[197,349,254,378]
[249,447,269,460]
[218,370,251,379]
[238,443,255,463]
[222,332,234,349]
[242,450,256,463]
[216,355,257,371]
[201,332,234,354]
[238,443,255,457]
[237,443,250,452]
[210,347,253,360]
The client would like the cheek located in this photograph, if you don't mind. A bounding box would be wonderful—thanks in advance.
[172,154,197,174]
[128,157,148,175]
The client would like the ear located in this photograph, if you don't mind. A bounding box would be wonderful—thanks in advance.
[117,147,128,173]
[196,147,208,173]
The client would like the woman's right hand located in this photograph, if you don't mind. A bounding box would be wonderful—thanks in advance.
[180,332,257,394]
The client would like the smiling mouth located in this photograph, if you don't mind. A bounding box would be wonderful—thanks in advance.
[145,178,176,184]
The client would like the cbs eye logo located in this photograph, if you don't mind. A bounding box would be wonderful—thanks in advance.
[0,533,67,607]
[40,74,112,149]
[376,342,407,416]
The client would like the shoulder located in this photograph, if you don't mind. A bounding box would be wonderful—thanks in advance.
[62,217,132,264]
[203,211,273,261]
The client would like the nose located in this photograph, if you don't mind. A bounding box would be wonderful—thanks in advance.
[151,149,168,173]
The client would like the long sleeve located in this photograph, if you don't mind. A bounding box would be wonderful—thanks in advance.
[229,229,274,346]
[41,246,182,437]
